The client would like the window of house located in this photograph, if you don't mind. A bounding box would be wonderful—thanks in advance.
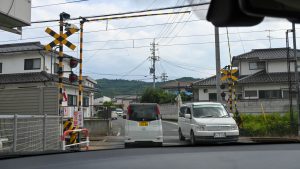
[68,95,77,106]
[249,61,265,70]
[0,63,2,73]
[259,90,281,99]
[208,93,217,101]
[282,90,296,99]
[24,58,41,70]
[83,97,89,107]
[244,90,258,98]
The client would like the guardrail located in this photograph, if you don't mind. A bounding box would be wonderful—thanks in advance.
[61,128,89,151]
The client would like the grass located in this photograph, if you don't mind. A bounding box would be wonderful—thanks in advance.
[238,112,298,137]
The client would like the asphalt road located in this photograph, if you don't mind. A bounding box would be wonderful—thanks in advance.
[2,144,300,169]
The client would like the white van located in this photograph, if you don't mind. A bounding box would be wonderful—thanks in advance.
[124,103,163,147]
[178,102,239,144]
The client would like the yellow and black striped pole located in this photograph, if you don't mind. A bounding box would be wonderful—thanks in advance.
[228,65,233,113]
[58,14,64,115]
[233,81,237,113]
[78,19,86,111]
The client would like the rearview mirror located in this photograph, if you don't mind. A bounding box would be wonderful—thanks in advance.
[239,0,300,20]
[185,114,191,119]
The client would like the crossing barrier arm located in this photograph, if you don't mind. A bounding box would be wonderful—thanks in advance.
[61,128,89,151]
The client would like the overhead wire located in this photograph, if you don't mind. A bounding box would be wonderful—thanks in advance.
[84,0,161,64]
[32,0,88,8]
[120,58,149,79]
[0,27,294,44]
[60,37,299,52]
[31,2,210,23]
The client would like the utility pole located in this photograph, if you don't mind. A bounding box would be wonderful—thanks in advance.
[161,72,168,82]
[215,27,222,102]
[292,23,300,135]
[150,39,159,88]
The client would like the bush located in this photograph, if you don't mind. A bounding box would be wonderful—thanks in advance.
[140,87,176,104]
[239,112,297,137]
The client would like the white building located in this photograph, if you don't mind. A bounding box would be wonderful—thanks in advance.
[0,41,97,117]
[192,48,299,113]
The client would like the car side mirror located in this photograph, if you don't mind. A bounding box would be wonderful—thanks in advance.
[184,114,191,119]
[229,113,234,117]
[123,115,126,119]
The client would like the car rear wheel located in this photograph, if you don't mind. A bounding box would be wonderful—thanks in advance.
[179,128,185,141]
[190,130,196,145]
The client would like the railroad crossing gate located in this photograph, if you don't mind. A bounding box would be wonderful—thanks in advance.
[44,27,78,51]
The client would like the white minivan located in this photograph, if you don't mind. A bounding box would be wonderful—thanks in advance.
[178,102,239,144]
[124,103,163,147]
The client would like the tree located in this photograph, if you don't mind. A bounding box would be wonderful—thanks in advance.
[140,87,176,104]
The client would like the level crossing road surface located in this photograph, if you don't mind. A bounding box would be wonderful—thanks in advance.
[2,143,300,169]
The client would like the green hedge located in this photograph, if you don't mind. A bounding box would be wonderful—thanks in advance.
[239,113,298,137]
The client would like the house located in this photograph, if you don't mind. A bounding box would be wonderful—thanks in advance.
[0,41,97,117]
[160,81,194,95]
[114,95,139,110]
[192,48,300,113]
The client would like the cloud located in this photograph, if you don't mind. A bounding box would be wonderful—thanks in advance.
[0,0,296,81]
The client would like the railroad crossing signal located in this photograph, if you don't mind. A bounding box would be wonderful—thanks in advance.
[221,68,238,81]
[44,27,78,51]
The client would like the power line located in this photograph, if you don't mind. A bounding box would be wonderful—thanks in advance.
[84,0,163,64]
[32,0,88,8]
[31,2,210,23]
[1,27,294,44]
[61,37,296,52]
[120,58,149,78]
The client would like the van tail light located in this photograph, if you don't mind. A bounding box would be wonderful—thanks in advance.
[127,106,132,115]
[155,106,160,115]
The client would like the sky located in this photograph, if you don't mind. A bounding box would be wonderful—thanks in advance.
[0,0,299,82]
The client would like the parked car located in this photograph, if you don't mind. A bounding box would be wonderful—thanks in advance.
[178,102,239,145]
[111,111,118,120]
[116,108,124,116]
[124,103,163,147]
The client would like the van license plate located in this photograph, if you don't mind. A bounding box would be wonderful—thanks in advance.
[214,133,226,138]
[139,121,148,126]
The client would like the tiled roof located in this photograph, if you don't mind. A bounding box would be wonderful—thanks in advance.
[238,71,294,84]
[0,71,93,88]
[193,76,218,86]
[193,70,294,87]
[0,41,76,59]
[0,71,50,84]
[0,42,42,53]
[232,48,300,65]
[161,81,194,89]
[193,74,243,86]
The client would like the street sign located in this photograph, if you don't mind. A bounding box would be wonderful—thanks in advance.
[221,69,238,81]
[44,27,78,51]
[73,111,84,128]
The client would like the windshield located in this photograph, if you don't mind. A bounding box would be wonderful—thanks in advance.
[1,0,300,161]
[193,105,228,118]
[128,105,159,121]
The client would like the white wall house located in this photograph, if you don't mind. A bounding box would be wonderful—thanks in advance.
[0,42,97,117]
[192,48,299,113]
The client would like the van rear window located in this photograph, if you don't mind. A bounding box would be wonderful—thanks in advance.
[128,105,159,121]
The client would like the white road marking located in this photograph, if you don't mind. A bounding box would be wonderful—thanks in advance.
[162,120,178,126]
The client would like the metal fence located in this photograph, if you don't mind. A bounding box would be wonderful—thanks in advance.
[0,115,62,153]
